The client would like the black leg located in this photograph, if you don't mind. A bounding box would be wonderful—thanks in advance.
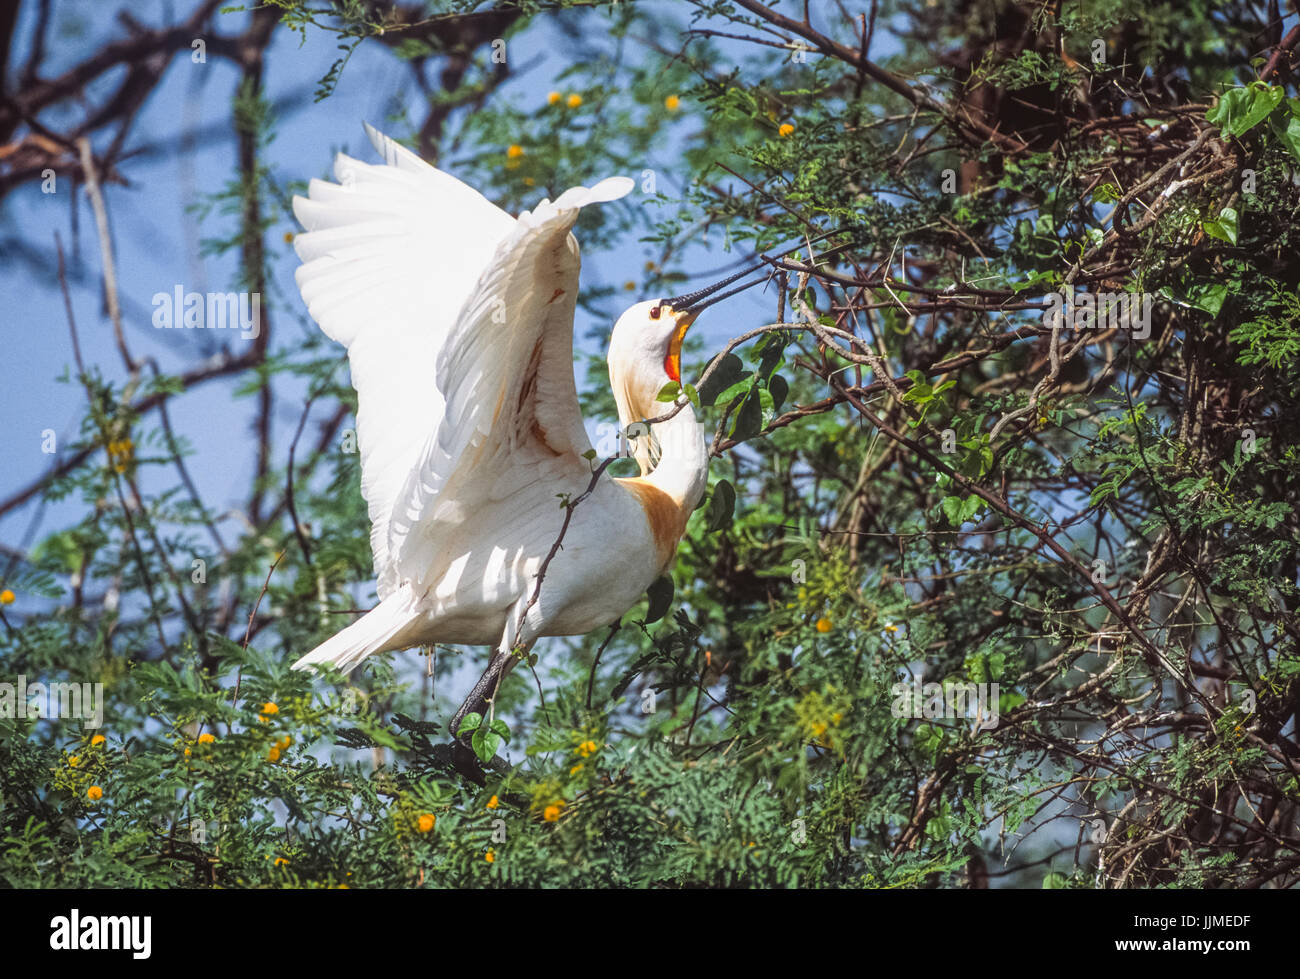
[445,651,514,785]
[447,740,487,786]
[444,648,524,784]
[449,649,514,739]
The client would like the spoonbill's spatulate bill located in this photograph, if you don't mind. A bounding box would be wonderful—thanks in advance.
[290,125,739,731]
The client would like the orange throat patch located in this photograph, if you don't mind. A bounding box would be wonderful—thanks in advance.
[622,478,689,570]
[664,317,689,383]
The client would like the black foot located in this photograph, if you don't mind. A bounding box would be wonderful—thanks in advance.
[430,739,488,786]
[450,738,487,786]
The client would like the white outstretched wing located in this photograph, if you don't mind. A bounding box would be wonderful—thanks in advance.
[293,124,632,598]
[385,176,634,597]
[294,125,513,591]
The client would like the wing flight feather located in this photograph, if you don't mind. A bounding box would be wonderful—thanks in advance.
[293,124,631,599]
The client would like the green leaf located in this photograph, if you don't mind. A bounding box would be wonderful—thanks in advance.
[1185,282,1229,316]
[1000,691,1027,713]
[914,723,944,754]
[644,575,674,623]
[715,376,755,410]
[758,333,790,378]
[30,530,84,573]
[730,387,763,441]
[1161,276,1229,317]
[456,712,483,737]
[940,495,963,525]
[698,353,746,406]
[471,725,501,763]
[940,494,982,526]
[705,478,736,532]
[901,369,932,403]
[1268,100,1300,161]
[1207,82,1283,137]
[768,373,789,413]
[1091,182,1120,203]
[1202,206,1238,245]
[1011,268,1063,293]
[655,381,681,402]
[489,718,511,740]
[757,385,775,426]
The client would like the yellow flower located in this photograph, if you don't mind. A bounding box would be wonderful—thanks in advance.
[543,802,564,822]
[278,735,292,750]
[90,735,106,747]
[884,622,899,633]
[506,144,524,159]
[523,176,535,186]
[198,732,215,744]
[577,740,598,758]
[184,747,192,758]
[485,849,496,863]
[259,701,278,721]
[566,93,583,108]
[778,122,795,137]
[107,438,134,473]
[570,764,584,776]
[547,91,561,105]
[830,712,843,725]
[274,857,289,867]
[68,755,79,768]
[815,617,832,633]
[417,813,436,833]
[665,94,681,111]
[810,721,828,739]
[624,280,636,291]
[267,746,281,762]
[87,785,103,801]
[0,589,14,605]
[486,795,499,810]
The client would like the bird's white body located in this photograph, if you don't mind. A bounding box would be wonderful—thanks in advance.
[376,455,695,648]
[289,125,707,680]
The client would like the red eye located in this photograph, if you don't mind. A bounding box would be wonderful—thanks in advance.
[649,305,662,319]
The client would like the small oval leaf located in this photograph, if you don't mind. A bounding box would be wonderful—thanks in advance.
[699,353,746,406]
[645,574,674,623]
[705,479,736,532]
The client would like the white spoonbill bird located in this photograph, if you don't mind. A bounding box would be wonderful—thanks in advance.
[289,125,756,736]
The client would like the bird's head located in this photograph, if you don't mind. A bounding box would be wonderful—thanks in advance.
[608,299,696,420]
[608,264,768,422]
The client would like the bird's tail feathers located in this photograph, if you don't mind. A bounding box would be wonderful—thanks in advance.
[292,591,418,674]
